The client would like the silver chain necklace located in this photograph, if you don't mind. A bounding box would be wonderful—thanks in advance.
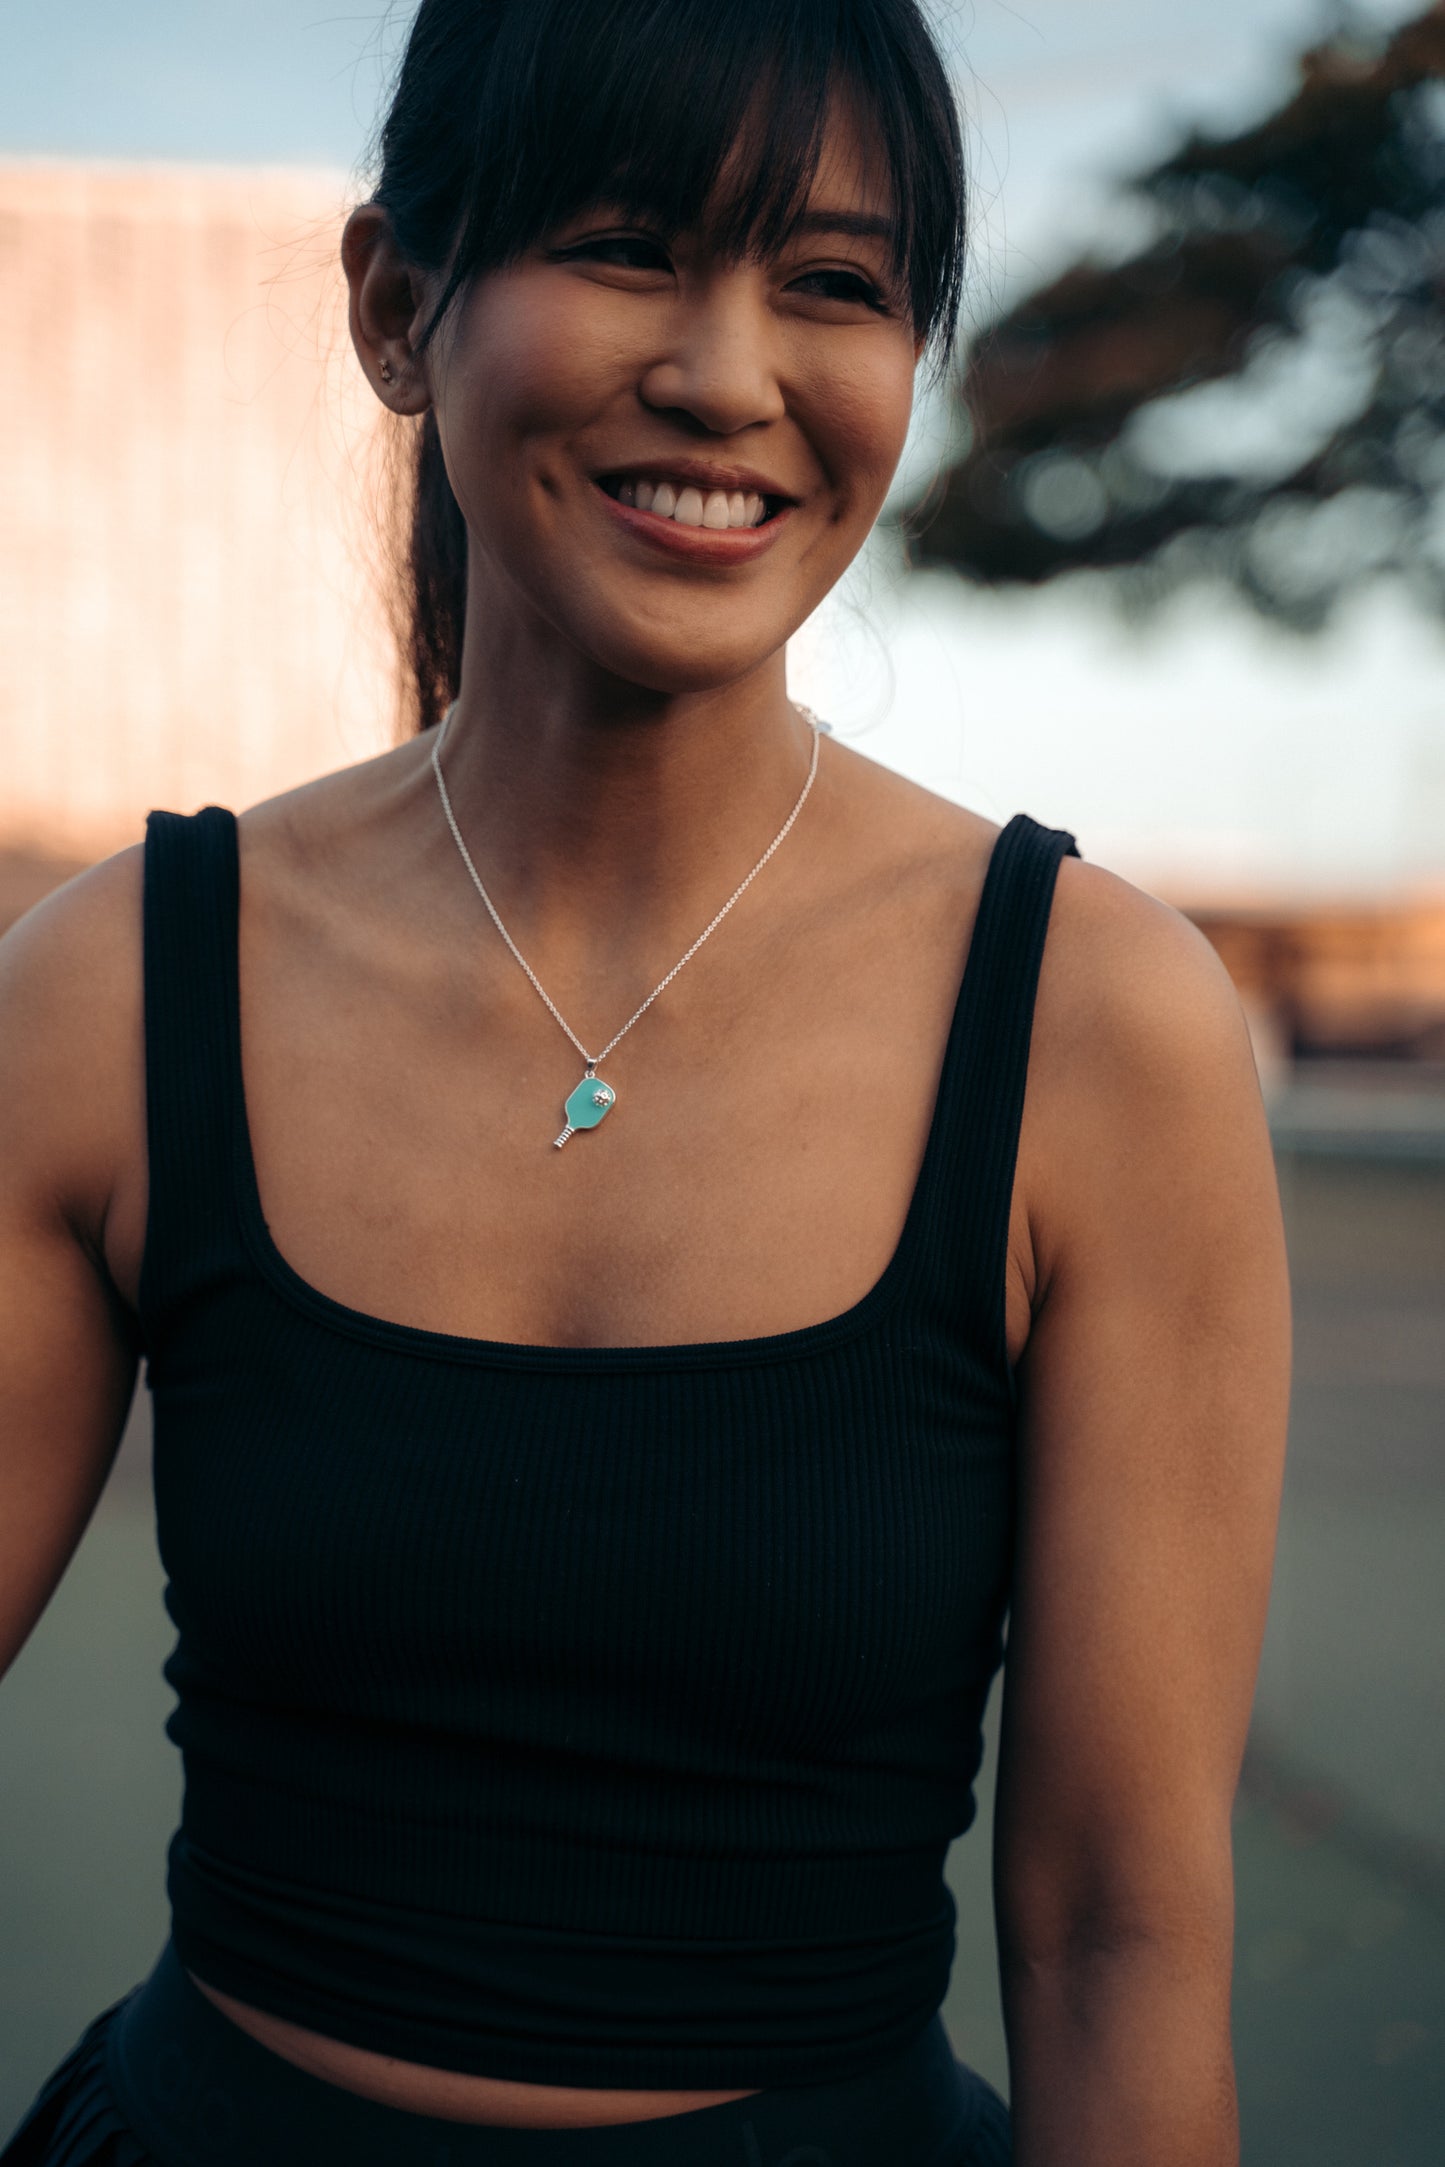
[430,700,825,1149]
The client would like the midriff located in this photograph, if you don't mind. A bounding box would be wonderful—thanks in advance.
[187,1972,761,2126]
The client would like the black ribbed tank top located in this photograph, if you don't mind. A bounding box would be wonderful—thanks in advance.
[137,802,1080,2090]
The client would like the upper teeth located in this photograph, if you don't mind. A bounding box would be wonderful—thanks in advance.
[613,480,768,528]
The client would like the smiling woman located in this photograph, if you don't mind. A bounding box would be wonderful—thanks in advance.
[1,3,1291,2165]
[360,0,963,733]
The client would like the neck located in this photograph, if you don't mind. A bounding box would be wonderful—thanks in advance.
[422,624,821,962]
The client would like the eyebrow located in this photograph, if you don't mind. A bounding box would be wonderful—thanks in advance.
[789,209,899,246]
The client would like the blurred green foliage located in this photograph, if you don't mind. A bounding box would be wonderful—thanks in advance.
[914,5,1445,629]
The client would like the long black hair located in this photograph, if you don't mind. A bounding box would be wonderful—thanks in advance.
[366,0,967,733]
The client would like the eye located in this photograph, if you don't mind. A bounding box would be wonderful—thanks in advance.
[554,232,672,272]
[790,267,890,311]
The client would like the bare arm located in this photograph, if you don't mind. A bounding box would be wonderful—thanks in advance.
[0,847,146,1678]
[996,862,1292,2167]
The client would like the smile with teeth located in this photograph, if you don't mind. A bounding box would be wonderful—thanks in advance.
[605,478,772,529]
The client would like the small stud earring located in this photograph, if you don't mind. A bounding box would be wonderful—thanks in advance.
[379,358,396,384]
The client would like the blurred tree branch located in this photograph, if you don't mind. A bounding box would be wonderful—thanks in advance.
[910,4,1445,628]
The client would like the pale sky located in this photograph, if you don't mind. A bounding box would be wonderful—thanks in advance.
[5,0,1441,897]
[5,1,1422,234]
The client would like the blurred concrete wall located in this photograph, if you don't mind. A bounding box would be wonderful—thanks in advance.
[0,160,395,858]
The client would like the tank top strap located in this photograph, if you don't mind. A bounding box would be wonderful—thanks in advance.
[138,805,247,1331]
[909,812,1081,1402]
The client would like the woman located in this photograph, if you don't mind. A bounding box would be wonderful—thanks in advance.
[0,1,1292,2162]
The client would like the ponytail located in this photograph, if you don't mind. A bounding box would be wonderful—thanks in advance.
[400,411,468,734]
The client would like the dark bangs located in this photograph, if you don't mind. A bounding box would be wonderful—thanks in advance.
[372,0,967,378]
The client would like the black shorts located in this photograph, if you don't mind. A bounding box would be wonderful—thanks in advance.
[3,1940,1011,2167]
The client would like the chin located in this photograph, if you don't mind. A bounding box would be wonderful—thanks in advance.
[610,649,781,699]
[569,607,790,697]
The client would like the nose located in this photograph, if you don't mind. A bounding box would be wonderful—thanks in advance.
[638,276,787,437]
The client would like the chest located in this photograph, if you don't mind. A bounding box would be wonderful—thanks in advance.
[108,853,1041,1363]
[152,1299,1017,1763]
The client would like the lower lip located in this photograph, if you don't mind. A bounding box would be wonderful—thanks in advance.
[593,485,794,564]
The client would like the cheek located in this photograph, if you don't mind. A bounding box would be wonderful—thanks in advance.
[437,276,628,503]
[797,342,916,517]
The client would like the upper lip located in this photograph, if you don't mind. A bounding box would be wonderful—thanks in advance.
[593,458,800,503]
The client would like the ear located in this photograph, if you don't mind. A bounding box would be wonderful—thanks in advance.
[341,204,434,415]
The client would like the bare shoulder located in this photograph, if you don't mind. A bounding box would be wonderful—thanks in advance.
[818,731,1006,899]
[1025,848,1275,1304]
[0,843,146,1252]
[233,736,419,860]
[828,766,1268,1343]
[0,744,409,1299]
[1040,850,1251,1065]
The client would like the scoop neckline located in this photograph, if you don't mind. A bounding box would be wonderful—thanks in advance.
[224,814,1020,1373]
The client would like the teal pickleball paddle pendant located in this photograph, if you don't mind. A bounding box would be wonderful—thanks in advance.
[553,1070,617,1149]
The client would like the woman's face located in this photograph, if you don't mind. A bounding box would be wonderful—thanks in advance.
[421,98,922,694]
